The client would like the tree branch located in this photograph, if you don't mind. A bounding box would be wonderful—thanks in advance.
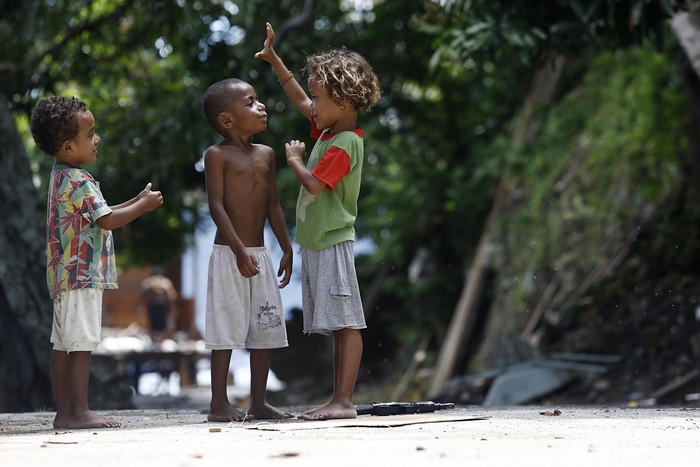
[23,0,139,75]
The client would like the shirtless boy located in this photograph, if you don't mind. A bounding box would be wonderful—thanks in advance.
[202,78,293,421]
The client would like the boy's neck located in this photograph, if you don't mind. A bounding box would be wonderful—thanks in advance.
[54,156,81,169]
[225,133,254,148]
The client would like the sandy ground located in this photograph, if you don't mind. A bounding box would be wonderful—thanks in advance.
[1,406,698,467]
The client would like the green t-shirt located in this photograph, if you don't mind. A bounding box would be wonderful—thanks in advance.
[294,126,364,250]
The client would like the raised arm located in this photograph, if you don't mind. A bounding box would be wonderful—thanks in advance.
[255,22,312,122]
[97,182,162,230]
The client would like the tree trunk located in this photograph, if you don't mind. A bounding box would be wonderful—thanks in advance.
[0,96,54,412]
[671,11,700,79]
[672,9,700,185]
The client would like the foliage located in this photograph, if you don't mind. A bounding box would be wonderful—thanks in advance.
[484,44,688,359]
[420,0,686,74]
[344,0,537,341]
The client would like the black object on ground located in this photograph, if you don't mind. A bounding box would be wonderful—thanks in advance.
[355,401,455,416]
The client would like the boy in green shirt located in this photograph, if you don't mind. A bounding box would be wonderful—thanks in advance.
[256,22,381,420]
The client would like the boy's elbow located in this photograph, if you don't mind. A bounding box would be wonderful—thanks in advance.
[306,183,326,195]
[96,215,114,231]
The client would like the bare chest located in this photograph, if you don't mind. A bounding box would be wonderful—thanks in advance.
[222,152,271,196]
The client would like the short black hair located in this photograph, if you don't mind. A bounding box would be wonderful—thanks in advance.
[29,96,88,156]
[202,78,246,136]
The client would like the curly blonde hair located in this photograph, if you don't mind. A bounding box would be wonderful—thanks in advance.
[304,48,381,114]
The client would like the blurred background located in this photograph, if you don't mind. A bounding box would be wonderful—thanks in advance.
[2,0,700,413]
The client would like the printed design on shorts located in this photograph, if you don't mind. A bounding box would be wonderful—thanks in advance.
[256,301,283,330]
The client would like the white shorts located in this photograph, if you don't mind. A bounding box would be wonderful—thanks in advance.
[205,245,288,350]
[51,288,103,352]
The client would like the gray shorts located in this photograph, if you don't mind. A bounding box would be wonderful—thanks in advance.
[300,241,366,336]
[205,245,288,350]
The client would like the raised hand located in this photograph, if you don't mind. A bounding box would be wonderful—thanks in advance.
[254,22,276,62]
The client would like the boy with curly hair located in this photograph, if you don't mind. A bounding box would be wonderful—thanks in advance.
[30,96,163,429]
[256,22,381,420]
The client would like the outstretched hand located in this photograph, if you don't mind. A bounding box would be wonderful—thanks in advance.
[140,182,164,211]
[254,22,276,62]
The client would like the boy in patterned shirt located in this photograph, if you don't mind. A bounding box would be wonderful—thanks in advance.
[30,96,163,429]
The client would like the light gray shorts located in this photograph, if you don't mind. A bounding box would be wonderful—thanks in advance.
[205,245,288,350]
[300,240,366,336]
[51,288,103,352]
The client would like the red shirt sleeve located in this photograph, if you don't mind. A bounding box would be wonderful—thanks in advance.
[311,146,351,190]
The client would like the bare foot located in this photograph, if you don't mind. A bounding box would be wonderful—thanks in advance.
[300,401,332,418]
[298,401,357,421]
[53,413,69,429]
[208,402,248,422]
[63,410,120,429]
[247,402,294,420]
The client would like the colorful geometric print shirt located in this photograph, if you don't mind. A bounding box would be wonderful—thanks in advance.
[46,164,117,299]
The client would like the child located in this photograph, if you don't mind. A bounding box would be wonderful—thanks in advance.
[256,22,381,420]
[201,78,294,422]
[29,96,164,429]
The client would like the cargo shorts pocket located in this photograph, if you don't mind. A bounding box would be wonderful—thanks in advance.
[328,285,352,317]
[330,285,352,300]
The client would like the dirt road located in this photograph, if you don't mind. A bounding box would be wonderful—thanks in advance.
[1,406,698,466]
